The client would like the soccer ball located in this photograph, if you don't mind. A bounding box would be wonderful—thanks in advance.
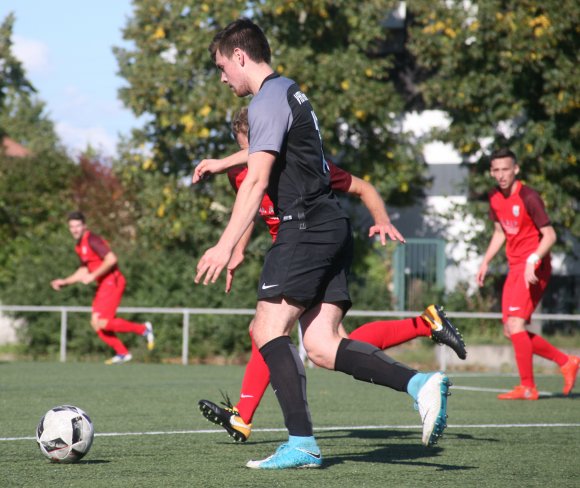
[36,405,94,463]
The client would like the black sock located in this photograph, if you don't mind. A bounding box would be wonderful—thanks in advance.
[260,336,313,436]
[334,338,417,392]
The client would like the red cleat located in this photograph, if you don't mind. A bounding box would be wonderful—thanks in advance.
[560,356,580,396]
[497,385,539,400]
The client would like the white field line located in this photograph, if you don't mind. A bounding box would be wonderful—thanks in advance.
[3,382,574,442]
[4,422,580,442]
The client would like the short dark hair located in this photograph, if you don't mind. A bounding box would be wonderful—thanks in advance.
[209,18,271,64]
[231,107,249,138]
[490,148,517,164]
[67,211,86,223]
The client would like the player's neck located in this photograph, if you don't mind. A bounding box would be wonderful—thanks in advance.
[500,180,519,197]
[250,65,275,94]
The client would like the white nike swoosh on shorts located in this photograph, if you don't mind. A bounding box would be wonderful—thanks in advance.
[261,283,279,290]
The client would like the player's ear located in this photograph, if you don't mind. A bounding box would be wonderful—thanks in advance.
[514,164,520,175]
[233,47,244,66]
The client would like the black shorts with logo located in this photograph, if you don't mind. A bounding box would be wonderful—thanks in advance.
[257,218,353,311]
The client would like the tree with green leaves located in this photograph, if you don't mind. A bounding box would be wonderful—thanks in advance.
[0,13,37,140]
[112,0,436,315]
[407,0,579,248]
[114,0,428,203]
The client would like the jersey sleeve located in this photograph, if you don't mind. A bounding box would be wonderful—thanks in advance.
[248,80,293,155]
[521,186,551,229]
[87,233,111,259]
[328,160,353,193]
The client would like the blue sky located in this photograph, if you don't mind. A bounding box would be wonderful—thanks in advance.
[1,0,137,156]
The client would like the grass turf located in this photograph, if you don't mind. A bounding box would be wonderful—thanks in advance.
[0,362,579,487]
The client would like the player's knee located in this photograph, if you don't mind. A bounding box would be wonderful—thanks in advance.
[91,317,108,331]
[302,341,334,369]
[506,318,525,335]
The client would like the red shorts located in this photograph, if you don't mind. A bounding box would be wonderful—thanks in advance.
[502,260,550,324]
[92,273,126,320]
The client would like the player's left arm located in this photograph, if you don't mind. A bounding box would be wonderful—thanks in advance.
[524,225,556,286]
[81,252,118,284]
[346,175,405,245]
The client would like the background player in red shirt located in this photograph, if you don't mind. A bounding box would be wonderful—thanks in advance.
[194,107,466,443]
[50,211,155,364]
[476,148,579,400]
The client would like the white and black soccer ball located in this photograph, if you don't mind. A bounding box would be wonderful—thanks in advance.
[36,405,94,463]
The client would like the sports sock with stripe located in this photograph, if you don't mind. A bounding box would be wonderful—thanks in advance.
[260,336,313,437]
[334,338,417,391]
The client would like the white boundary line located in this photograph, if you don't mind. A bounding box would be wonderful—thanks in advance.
[4,422,580,442]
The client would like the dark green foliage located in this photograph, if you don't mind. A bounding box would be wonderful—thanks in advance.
[2,2,578,360]
[407,0,580,253]
[0,13,36,137]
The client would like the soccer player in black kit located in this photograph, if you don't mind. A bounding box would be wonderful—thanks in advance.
[195,18,451,469]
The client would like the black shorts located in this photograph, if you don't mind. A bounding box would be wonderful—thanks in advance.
[257,218,353,311]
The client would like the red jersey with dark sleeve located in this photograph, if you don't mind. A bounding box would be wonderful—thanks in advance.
[489,181,551,266]
[227,160,353,242]
[74,231,120,283]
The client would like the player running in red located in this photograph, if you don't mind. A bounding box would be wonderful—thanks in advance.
[193,107,466,442]
[476,148,579,400]
[51,211,155,364]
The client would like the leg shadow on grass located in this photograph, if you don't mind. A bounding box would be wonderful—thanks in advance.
[317,430,478,471]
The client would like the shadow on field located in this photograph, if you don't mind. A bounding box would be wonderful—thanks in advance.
[543,392,580,400]
[317,430,478,470]
[322,428,494,444]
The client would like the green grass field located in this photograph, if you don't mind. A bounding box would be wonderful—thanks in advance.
[1,362,578,487]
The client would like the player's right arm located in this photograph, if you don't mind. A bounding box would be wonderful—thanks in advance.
[225,220,256,293]
[192,149,249,184]
[50,266,90,290]
[476,222,505,287]
[195,150,274,286]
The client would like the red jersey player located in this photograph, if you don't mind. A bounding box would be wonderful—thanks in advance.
[194,107,467,443]
[476,148,579,399]
[51,211,154,364]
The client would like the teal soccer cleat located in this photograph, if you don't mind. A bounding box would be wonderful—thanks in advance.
[246,441,322,469]
[415,372,451,446]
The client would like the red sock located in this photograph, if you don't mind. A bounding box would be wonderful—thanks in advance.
[528,332,568,367]
[510,331,534,387]
[348,317,432,349]
[97,329,128,355]
[236,332,270,424]
[105,318,146,335]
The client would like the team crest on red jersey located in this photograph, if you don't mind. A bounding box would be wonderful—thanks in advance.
[512,205,520,217]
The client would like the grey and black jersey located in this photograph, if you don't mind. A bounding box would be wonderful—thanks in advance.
[248,74,347,228]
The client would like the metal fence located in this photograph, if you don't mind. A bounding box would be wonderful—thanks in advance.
[393,238,446,310]
[1,305,579,368]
